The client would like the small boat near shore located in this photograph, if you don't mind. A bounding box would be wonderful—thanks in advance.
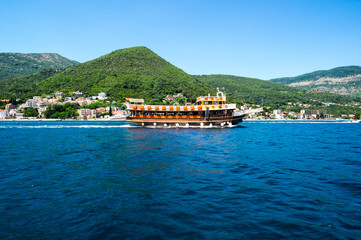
[125,89,247,127]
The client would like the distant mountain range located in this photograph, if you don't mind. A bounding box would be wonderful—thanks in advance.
[0,47,359,107]
[195,74,359,106]
[270,66,361,97]
[0,53,79,81]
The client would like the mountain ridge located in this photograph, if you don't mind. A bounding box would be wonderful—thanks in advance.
[270,66,361,97]
[0,53,79,81]
[194,74,360,106]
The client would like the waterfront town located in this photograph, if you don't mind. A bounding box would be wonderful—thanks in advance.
[0,91,127,120]
[0,91,359,120]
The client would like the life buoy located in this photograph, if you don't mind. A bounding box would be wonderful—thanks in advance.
[218,105,222,109]
[225,105,228,108]
[212,106,215,109]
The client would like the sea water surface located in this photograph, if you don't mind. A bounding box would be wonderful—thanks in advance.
[0,121,361,239]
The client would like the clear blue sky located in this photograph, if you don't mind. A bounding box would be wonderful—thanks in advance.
[1,0,361,79]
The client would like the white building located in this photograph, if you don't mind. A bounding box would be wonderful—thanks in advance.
[0,110,9,119]
[273,109,281,115]
[73,91,83,97]
[37,101,47,107]
[273,109,284,119]
[55,92,63,98]
[33,96,41,102]
[38,107,48,115]
[26,100,37,108]
[9,109,17,117]
[98,92,107,100]
[16,113,24,119]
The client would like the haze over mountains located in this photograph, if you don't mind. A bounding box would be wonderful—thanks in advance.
[0,47,360,107]
[0,53,79,81]
[270,66,361,97]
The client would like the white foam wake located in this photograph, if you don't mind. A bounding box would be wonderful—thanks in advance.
[0,125,138,129]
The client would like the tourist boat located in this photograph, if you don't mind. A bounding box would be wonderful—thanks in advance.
[125,88,247,127]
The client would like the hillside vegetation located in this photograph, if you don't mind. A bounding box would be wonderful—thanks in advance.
[0,47,213,103]
[0,53,78,81]
[270,66,361,97]
[0,69,60,97]
[195,74,361,107]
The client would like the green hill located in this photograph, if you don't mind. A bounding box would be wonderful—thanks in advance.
[0,53,79,81]
[0,69,61,98]
[270,66,361,97]
[0,47,212,103]
[195,74,361,107]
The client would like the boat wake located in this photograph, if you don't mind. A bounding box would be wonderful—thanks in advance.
[0,124,139,129]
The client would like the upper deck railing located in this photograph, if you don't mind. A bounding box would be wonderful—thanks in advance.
[196,96,227,102]
[127,104,237,111]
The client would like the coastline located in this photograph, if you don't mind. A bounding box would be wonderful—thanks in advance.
[1,118,357,122]
[0,118,126,121]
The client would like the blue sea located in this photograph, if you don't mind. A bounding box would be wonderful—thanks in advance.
[1,121,361,239]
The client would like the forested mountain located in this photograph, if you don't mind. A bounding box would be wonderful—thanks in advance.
[270,66,361,97]
[0,47,212,103]
[195,74,361,107]
[0,69,61,98]
[0,53,79,81]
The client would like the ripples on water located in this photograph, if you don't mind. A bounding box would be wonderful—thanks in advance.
[0,121,361,239]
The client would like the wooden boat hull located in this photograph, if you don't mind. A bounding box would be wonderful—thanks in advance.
[126,114,247,127]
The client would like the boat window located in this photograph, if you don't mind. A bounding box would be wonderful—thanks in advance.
[190,111,200,116]
[179,112,189,116]
[214,101,218,105]
[155,112,165,116]
[167,112,176,116]
[204,101,210,105]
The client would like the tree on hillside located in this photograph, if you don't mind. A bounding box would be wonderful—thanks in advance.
[23,107,39,117]
[44,103,79,119]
